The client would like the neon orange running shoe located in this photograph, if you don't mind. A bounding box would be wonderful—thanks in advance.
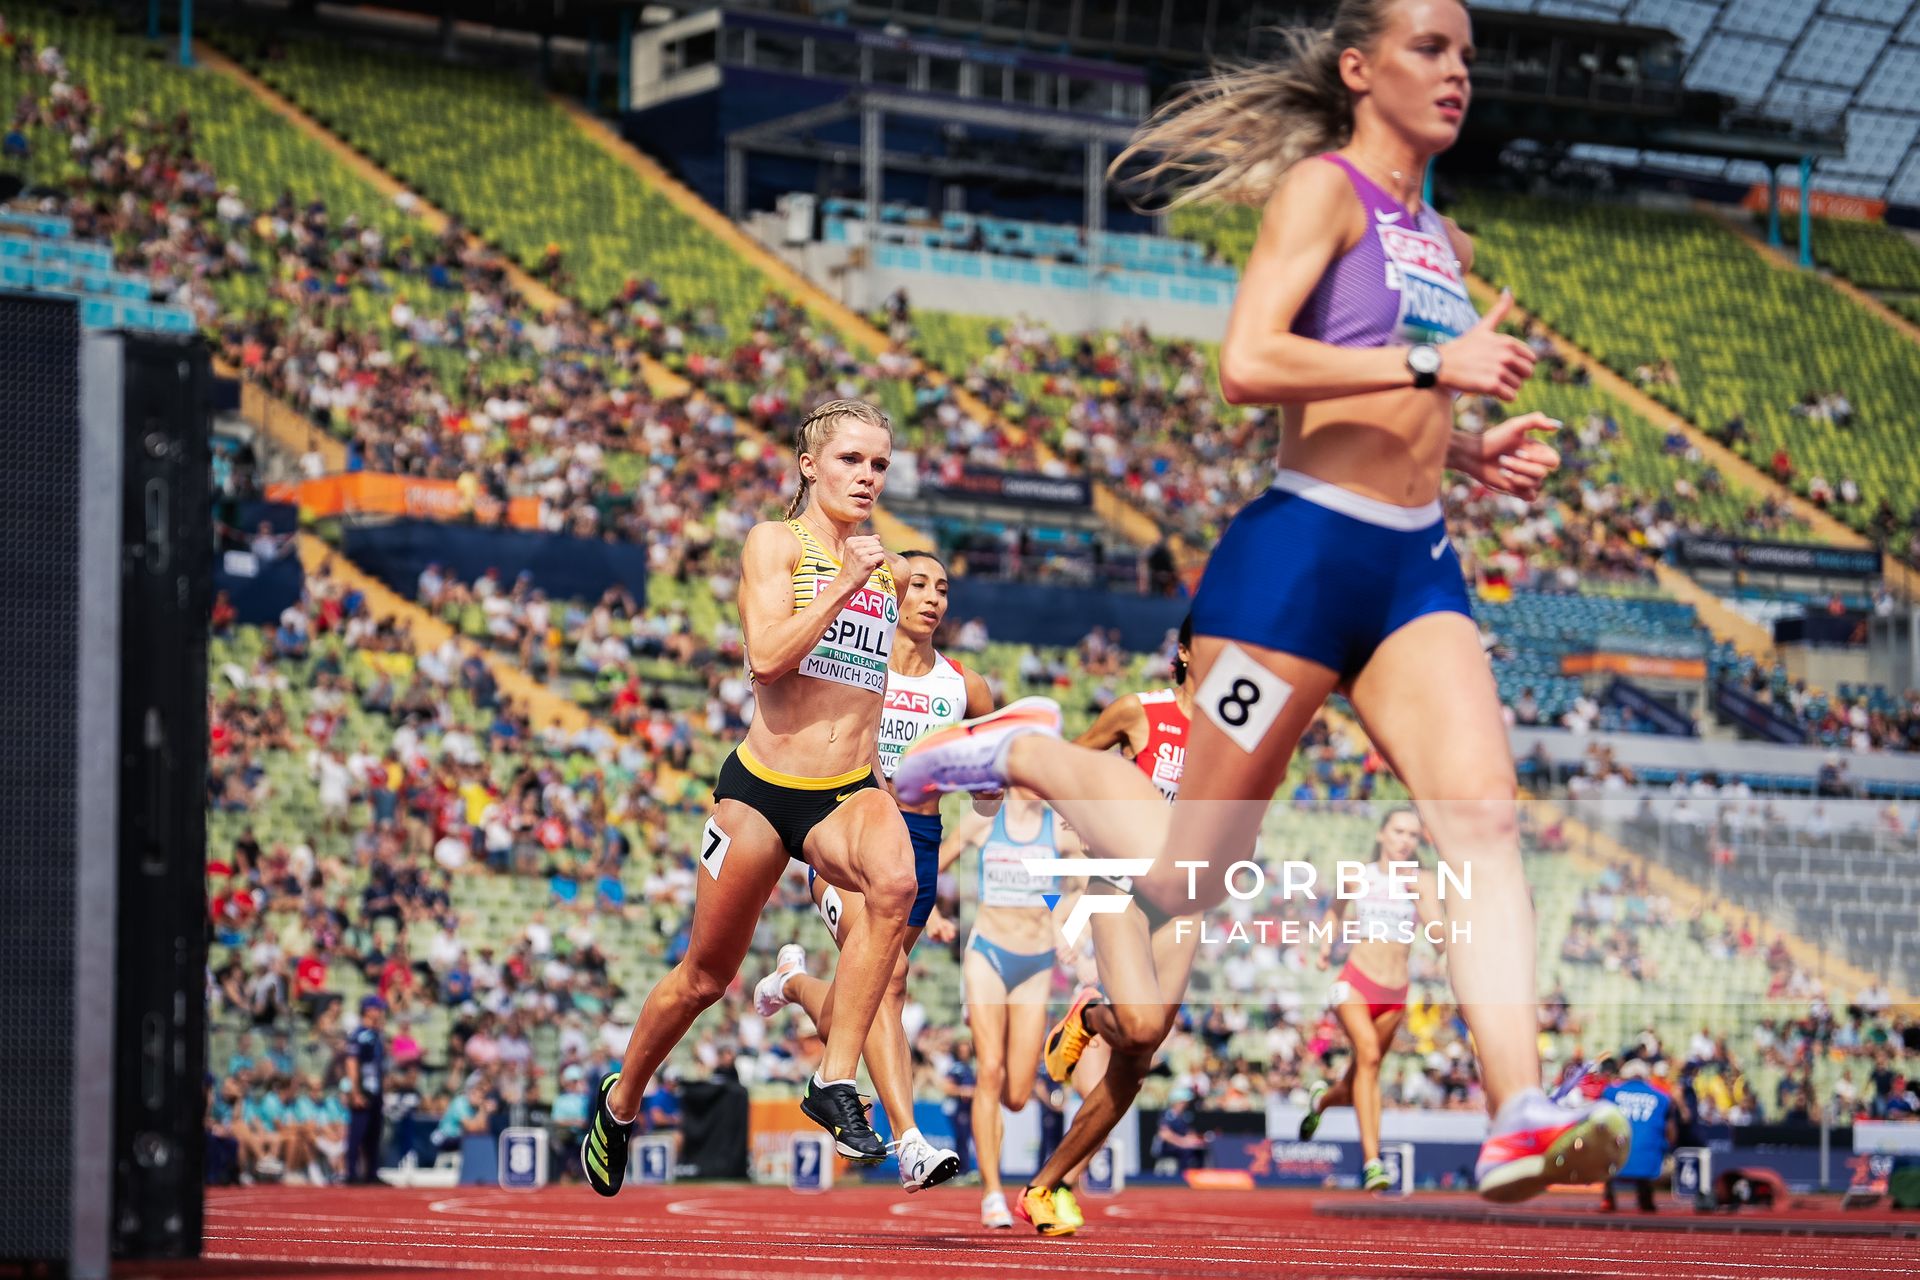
[1014,1184,1076,1237]
[1043,985,1104,1083]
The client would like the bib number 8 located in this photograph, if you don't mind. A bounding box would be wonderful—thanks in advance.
[1214,678,1262,728]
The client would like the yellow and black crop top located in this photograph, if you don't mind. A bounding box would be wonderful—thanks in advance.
[782,520,897,694]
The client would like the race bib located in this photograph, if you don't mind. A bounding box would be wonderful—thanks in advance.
[799,577,896,693]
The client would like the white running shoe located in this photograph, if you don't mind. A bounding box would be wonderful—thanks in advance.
[893,696,1063,805]
[981,1190,1014,1228]
[753,943,807,1018]
[893,1131,961,1193]
[1475,1088,1631,1204]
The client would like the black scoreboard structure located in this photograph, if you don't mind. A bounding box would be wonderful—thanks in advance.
[0,292,212,1275]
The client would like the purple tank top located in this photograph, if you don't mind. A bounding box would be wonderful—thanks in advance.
[1291,153,1478,349]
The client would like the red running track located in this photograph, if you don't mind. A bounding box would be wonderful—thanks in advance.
[110,1185,1919,1280]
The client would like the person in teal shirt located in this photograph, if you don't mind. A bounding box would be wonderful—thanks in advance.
[294,1076,349,1184]
[433,1078,496,1153]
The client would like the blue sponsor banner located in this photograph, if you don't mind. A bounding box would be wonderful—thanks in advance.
[947,578,1187,652]
[1207,1134,1482,1191]
[341,519,648,607]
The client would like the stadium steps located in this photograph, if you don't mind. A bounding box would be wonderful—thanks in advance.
[290,533,600,742]
[1551,806,1909,1005]
[193,40,691,403]
[555,97,1194,567]
[1454,271,1910,620]
[1645,560,1774,659]
[1708,204,1920,357]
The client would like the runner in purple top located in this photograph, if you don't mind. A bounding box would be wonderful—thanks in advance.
[891,0,1630,1230]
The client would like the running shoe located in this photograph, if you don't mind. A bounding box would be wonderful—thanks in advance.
[753,943,807,1018]
[893,1131,961,1193]
[1298,1080,1329,1140]
[801,1076,888,1164]
[1362,1158,1391,1192]
[893,696,1062,805]
[981,1191,1013,1229]
[1014,1184,1076,1237]
[1052,1186,1085,1231]
[582,1071,634,1197]
[1474,1089,1631,1204]
[1043,985,1103,1083]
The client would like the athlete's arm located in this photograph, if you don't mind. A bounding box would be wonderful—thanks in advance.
[1445,413,1561,501]
[1219,160,1532,405]
[958,664,1004,815]
[738,521,871,683]
[1074,693,1146,758]
[1414,868,1446,956]
[939,808,991,872]
[1442,216,1474,274]
[1318,894,1345,970]
[960,665,995,719]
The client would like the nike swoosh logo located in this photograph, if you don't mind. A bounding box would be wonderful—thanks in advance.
[835,791,858,802]
[1375,209,1404,224]
[1430,536,1449,559]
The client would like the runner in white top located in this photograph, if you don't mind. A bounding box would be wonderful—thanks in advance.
[754,550,1016,1193]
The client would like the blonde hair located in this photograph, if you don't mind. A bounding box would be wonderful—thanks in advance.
[1111,0,1424,209]
[785,398,892,520]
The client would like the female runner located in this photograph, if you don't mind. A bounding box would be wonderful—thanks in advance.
[1297,807,1447,1192]
[751,550,1001,1194]
[940,786,1082,1227]
[582,400,922,1193]
[896,0,1625,1228]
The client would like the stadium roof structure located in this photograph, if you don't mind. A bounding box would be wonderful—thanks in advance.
[722,87,1136,233]
[1453,0,1920,206]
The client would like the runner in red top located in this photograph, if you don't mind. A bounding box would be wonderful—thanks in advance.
[1036,617,1203,1227]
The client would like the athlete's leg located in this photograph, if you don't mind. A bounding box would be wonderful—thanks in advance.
[1127,636,1342,916]
[607,800,789,1121]
[1346,613,1537,1113]
[1330,1000,1403,1163]
[1026,907,1160,1191]
[1000,974,1051,1111]
[1061,919,1199,1187]
[965,950,1014,1200]
[805,792,919,1086]
[785,881,926,1138]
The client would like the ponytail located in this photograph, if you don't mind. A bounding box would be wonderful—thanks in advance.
[785,398,891,520]
[1110,0,1412,209]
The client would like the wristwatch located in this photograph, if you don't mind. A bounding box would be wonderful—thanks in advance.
[1407,343,1441,389]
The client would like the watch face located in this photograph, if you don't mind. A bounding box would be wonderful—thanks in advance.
[1410,345,1441,375]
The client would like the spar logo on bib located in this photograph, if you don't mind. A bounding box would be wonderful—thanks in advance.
[1377,223,1476,343]
[885,689,955,719]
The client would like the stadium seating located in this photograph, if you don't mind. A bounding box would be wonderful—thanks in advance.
[1444,191,1920,543]
[1766,215,1920,292]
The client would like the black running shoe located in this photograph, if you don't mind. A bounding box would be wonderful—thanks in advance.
[800,1077,887,1163]
[582,1071,634,1196]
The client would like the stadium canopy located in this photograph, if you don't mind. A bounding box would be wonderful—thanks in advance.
[722,89,1135,239]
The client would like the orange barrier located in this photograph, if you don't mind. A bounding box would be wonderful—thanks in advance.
[268,473,542,528]
[1741,184,1886,222]
[1183,1169,1256,1190]
[1559,652,1707,680]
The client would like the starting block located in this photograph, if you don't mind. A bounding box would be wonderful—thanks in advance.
[1672,1146,1711,1209]
[498,1127,548,1191]
[788,1132,834,1193]
[1082,1142,1125,1196]
[630,1134,676,1186]
[1375,1143,1414,1198]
